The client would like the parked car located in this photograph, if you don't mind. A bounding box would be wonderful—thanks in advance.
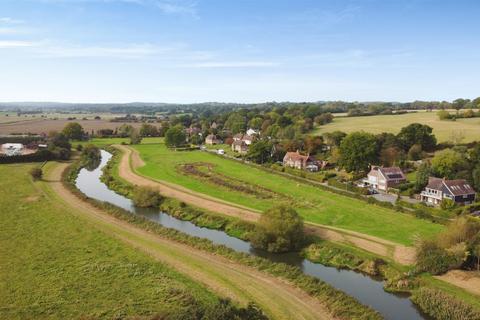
[217,149,225,155]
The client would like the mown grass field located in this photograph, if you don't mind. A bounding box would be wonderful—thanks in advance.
[313,111,480,143]
[129,139,443,245]
[0,162,217,319]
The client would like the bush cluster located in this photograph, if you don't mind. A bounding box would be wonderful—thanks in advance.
[411,288,480,320]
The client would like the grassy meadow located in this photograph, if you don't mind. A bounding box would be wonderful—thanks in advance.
[129,140,443,245]
[313,111,480,143]
[0,162,217,319]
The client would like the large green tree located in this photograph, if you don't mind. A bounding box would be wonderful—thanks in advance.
[62,122,84,140]
[339,131,378,173]
[251,205,305,253]
[246,140,272,164]
[397,123,437,151]
[165,125,186,148]
[431,149,466,179]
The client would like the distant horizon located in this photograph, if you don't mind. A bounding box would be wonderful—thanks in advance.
[0,97,475,106]
[1,1,479,102]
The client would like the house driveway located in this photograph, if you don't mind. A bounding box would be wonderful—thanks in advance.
[369,193,398,204]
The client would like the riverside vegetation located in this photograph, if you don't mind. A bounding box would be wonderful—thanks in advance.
[67,147,382,320]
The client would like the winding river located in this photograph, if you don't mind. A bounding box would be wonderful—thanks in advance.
[75,150,428,320]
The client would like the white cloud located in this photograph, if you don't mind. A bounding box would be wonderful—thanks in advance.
[0,40,39,48]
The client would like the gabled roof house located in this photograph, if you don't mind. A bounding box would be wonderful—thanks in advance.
[421,177,476,206]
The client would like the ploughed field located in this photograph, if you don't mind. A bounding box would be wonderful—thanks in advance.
[313,111,480,143]
[0,162,217,319]
[0,118,145,135]
[132,140,443,246]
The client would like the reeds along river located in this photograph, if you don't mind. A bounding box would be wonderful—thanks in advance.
[75,150,429,320]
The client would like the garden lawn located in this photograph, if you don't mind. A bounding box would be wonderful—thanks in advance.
[133,142,443,245]
[313,111,480,143]
[0,162,216,319]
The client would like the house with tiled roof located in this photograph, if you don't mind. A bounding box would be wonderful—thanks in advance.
[205,134,222,145]
[420,177,476,205]
[231,140,248,154]
[366,166,406,191]
[283,151,317,170]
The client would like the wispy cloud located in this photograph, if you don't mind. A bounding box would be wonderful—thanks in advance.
[182,61,279,68]
[0,17,25,24]
[36,42,176,58]
[33,0,198,17]
[0,40,39,48]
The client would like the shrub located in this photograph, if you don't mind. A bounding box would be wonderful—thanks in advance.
[440,198,456,210]
[132,186,162,208]
[251,205,305,253]
[415,239,464,275]
[76,144,83,151]
[29,167,43,181]
[411,288,480,320]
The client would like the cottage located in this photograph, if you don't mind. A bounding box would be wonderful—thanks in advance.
[205,134,222,145]
[231,140,248,154]
[366,166,406,191]
[233,133,243,141]
[283,151,317,170]
[421,177,476,206]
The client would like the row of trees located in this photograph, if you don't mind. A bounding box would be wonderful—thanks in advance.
[337,123,437,173]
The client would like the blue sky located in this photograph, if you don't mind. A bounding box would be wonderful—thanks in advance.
[0,0,479,103]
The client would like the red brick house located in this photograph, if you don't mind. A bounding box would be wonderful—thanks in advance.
[366,166,406,191]
[283,151,317,170]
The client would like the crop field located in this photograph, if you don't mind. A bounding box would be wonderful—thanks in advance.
[0,118,146,135]
[129,140,443,245]
[0,162,217,319]
[313,111,480,143]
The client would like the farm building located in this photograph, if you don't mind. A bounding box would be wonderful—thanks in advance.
[420,177,476,206]
[283,151,317,171]
[1,143,24,156]
[364,166,406,191]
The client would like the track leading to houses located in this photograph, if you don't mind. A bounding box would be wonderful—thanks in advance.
[44,161,334,320]
[114,144,416,265]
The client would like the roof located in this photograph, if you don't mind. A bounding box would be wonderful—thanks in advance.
[283,151,314,163]
[233,133,244,139]
[242,134,254,141]
[232,140,247,146]
[369,166,406,181]
[426,177,475,196]
[205,134,217,140]
[444,179,475,196]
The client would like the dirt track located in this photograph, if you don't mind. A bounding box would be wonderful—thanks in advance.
[435,270,480,296]
[44,162,334,320]
[115,144,416,265]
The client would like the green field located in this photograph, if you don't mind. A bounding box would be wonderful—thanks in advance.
[0,162,217,319]
[313,111,480,143]
[132,140,443,245]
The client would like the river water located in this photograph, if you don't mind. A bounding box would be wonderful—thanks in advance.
[75,150,427,320]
